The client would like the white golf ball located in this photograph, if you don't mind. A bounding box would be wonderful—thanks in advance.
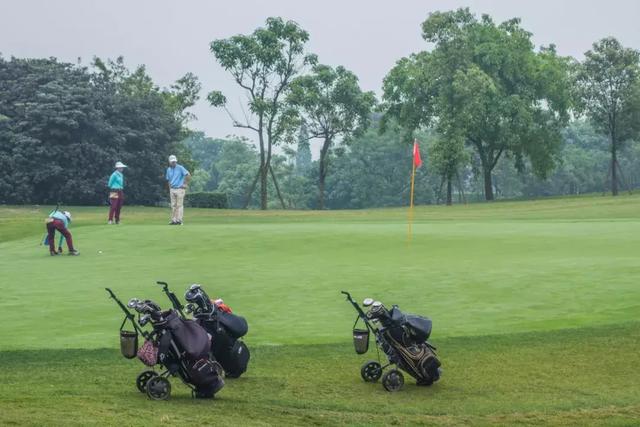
[98,250,103,254]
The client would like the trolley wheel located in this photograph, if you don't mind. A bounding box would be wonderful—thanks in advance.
[212,360,226,379]
[360,360,382,382]
[381,369,404,392]
[146,376,171,400]
[136,370,158,393]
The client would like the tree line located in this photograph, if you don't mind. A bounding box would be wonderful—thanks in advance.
[1,9,639,208]
[0,56,198,205]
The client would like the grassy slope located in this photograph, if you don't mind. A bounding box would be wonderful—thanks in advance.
[1,195,639,425]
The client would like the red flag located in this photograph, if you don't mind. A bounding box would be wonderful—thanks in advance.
[413,139,422,168]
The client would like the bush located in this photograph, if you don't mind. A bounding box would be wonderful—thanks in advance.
[185,192,228,209]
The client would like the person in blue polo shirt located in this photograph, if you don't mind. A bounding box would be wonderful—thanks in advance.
[165,155,191,225]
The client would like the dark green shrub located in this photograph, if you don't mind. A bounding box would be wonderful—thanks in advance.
[185,192,228,209]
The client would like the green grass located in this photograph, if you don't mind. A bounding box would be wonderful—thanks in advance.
[1,195,639,425]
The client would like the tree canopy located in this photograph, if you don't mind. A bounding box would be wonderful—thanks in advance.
[0,56,197,205]
[2,11,640,209]
[382,8,573,201]
[575,37,640,195]
[208,17,317,209]
[288,64,376,208]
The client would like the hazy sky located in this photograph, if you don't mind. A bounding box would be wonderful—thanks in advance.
[2,0,639,147]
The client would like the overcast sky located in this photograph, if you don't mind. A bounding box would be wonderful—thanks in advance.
[2,0,639,149]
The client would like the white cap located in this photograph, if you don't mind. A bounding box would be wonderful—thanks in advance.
[168,155,177,163]
[63,211,72,221]
[115,161,127,168]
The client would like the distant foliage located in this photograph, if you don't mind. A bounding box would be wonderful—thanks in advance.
[3,12,640,209]
[185,191,228,209]
[323,122,438,209]
[294,124,312,175]
[182,133,260,208]
[0,56,198,205]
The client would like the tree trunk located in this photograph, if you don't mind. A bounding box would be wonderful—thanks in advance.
[260,165,268,209]
[318,173,325,210]
[257,120,268,210]
[471,139,496,201]
[446,176,452,206]
[611,132,618,196]
[269,165,286,209]
[243,167,261,209]
[456,171,467,204]
[437,176,445,204]
[483,167,494,201]
[318,138,331,210]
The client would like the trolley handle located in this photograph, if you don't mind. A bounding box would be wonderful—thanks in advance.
[106,287,149,338]
[156,280,185,318]
[341,290,369,323]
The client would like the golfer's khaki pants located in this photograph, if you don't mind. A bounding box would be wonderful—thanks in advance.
[170,188,185,222]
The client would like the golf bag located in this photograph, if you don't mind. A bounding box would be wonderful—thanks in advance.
[184,284,250,378]
[342,291,441,392]
[197,311,250,377]
[106,288,224,400]
[154,310,224,397]
[157,281,250,378]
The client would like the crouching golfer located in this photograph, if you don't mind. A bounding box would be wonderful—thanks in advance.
[165,155,190,225]
[45,210,79,256]
[108,161,127,224]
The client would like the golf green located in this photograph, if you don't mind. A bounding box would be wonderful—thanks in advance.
[1,196,639,425]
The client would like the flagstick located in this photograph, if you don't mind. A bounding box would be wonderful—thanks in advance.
[408,160,416,244]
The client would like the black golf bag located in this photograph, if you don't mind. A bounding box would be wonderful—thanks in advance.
[155,310,224,397]
[377,306,441,385]
[184,284,250,378]
[106,289,224,400]
[197,311,250,378]
[342,291,441,392]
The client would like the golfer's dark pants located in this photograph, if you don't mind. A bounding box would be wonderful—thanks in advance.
[46,219,74,252]
[108,190,124,221]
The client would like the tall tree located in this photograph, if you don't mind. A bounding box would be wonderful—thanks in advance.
[288,64,376,209]
[576,37,640,195]
[382,8,572,201]
[208,17,316,209]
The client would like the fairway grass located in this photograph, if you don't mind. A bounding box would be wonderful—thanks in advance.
[1,195,639,425]
[1,324,638,426]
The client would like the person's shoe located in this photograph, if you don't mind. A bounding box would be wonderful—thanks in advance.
[107,220,113,225]
[169,221,177,225]
[68,250,80,256]
[115,221,120,225]
[50,251,59,256]
[177,221,183,225]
